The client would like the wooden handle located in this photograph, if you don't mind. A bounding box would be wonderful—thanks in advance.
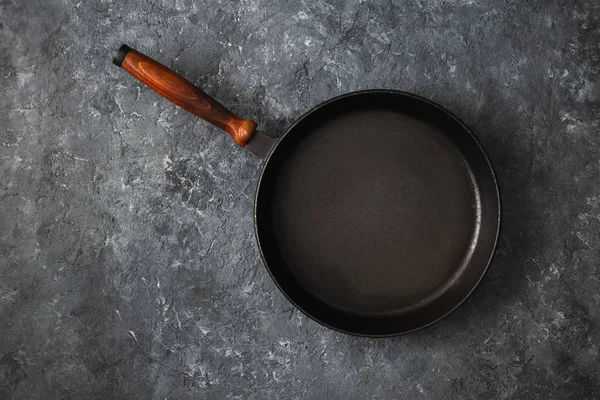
[113,45,257,147]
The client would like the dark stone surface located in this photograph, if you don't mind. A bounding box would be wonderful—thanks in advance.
[1,0,599,398]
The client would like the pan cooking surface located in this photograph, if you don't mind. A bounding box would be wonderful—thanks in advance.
[255,92,499,334]
[270,109,479,315]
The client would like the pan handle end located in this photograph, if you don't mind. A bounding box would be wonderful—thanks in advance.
[113,44,131,67]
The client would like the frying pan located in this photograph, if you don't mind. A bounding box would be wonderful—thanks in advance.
[113,44,500,336]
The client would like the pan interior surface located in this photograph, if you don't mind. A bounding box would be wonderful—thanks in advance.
[256,92,499,335]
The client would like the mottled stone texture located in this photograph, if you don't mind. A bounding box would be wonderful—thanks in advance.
[0,0,599,398]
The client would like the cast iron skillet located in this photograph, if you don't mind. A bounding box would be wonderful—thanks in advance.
[113,45,500,336]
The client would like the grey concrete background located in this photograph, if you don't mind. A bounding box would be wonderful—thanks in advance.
[1,0,599,398]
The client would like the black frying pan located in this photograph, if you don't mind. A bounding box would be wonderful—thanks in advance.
[113,45,500,336]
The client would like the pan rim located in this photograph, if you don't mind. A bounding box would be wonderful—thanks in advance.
[253,89,502,337]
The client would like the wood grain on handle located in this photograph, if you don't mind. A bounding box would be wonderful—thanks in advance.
[113,45,257,147]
